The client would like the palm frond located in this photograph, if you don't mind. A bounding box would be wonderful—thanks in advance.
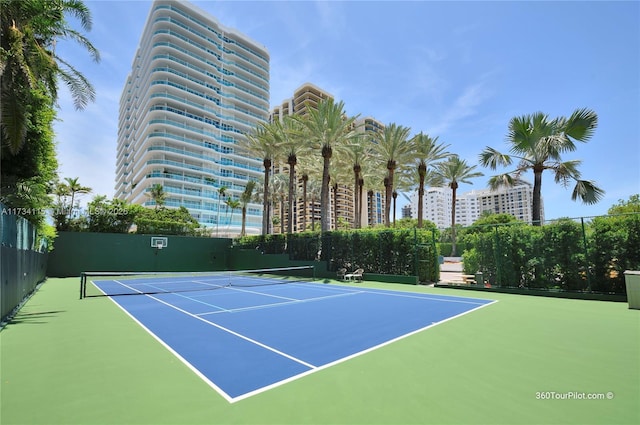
[478,146,512,169]
[571,180,605,205]
[487,174,516,190]
[563,108,598,142]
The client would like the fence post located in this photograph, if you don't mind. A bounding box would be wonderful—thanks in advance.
[581,217,592,291]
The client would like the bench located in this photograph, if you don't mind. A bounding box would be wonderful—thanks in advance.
[461,274,476,284]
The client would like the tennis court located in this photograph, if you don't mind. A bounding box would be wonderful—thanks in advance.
[84,267,495,402]
[2,276,638,425]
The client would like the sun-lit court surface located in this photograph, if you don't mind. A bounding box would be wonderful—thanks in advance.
[84,267,495,402]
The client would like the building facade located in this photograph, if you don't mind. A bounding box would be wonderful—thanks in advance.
[269,83,385,232]
[114,0,269,236]
[410,180,540,228]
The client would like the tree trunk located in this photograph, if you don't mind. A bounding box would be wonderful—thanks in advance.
[241,207,247,236]
[353,164,361,228]
[320,146,332,232]
[418,163,426,228]
[383,176,391,227]
[532,167,543,226]
[287,154,296,234]
[358,178,364,229]
[301,174,308,232]
[262,158,271,235]
[450,181,458,256]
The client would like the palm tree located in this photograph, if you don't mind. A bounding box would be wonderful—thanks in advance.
[434,156,483,256]
[64,176,90,219]
[372,123,412,227]
[216,186,227,236]
[278,115,310,234]
[239,180,256,236]
[296,98,358,232]
[225,197,240,233]
[408,132,451,228]
[1,0,100,153]
[306,178,322,232]
[343,134,373,228]
[297,154,321,232]
[270,173,288,234]
[148,183,166,210]
[241,122,282,235]
[479,108,604,225]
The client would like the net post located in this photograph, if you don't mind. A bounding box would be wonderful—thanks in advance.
[80,273,85,299]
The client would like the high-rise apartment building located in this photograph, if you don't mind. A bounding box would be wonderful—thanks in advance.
[270,84,385,232]
[410,180,540,227]
[114,0,269,236]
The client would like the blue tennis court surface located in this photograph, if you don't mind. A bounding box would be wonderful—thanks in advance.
[92,278,496,402]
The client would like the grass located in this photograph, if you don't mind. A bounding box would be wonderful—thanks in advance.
[1,278,638,425]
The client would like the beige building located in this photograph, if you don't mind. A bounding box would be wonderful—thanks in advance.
[270,83,384,232]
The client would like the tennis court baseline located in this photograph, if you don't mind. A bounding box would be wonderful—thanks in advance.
[88,271,496,402]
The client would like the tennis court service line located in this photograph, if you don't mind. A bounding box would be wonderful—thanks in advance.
[197,290,364,316]
[142,291,318,370]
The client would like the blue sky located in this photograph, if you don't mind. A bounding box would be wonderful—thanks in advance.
[53,0,640,221]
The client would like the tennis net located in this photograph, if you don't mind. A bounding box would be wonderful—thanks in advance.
[79,265,315,299]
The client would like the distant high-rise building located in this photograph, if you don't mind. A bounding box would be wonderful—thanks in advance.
[410,180,540,227]
[401,204,412,219]
[114,0,269,236]
[270,83,384,232]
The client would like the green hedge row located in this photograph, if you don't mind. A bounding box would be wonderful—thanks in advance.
[235,228,440,283]
[460,214,640,294]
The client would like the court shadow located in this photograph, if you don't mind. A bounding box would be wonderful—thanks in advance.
[3,310,65,328]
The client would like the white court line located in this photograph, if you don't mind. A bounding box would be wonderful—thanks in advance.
[142,292,317,370]
[197,290,364,316]
[96,278,497,403]
[230,299,499,403]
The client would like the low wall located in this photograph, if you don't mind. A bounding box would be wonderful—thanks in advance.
[47,232,232,277]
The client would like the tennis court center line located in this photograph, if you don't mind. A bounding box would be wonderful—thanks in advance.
[197,290,364,316]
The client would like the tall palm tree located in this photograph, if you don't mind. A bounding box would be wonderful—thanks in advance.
[270,172,288,234]
[278,115,310,234]
[296,98,358,232]
[225,197,240,233]
[64,176,90,218]
[239,180,256,236]
[434,156,483,256]
[306,178,322,232]
[148,183,166,210]
[408,132,451,228]
[328,156,351,230]
[241,122,282,234]
[1,0,100,153]
[479,108,603,225]
[343,134,373,228]
[372,123,412,227]
[216,186,227,236]
[297,154,321,232]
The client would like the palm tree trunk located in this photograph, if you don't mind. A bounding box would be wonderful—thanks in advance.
[383,176,390,227]
[358,178,364,229]
[368,190,375,227]
[353,164,361,228]
[280,197,285,234]
[287,156,296,234]
[532,167,543,226]
[418,165,426,228]
[302,174,308,232]
[241,207,247,236]
[320,147,332,232]
[262,159,271,235]
[392,190,397,227]
[451,182,458,256]
[333,183,339,230]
